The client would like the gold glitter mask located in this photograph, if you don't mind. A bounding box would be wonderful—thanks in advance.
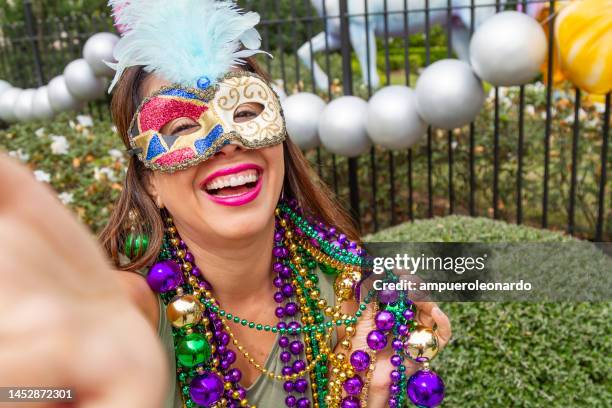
[128,71,287,173]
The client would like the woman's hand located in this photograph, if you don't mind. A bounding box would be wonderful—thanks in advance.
[0,155,168,408]
[348,300,451,408]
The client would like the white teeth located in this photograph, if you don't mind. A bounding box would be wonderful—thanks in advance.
[205,169,259,191]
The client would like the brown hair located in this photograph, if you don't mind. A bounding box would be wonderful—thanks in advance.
[99,58,359,272]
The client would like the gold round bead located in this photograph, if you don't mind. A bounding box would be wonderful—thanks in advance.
[166,294,204,328]
[405,325,439,362]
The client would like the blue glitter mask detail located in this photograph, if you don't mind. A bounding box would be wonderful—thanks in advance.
[146,134,166,160]
[194,125,224,155]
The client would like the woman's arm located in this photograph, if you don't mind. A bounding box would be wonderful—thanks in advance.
[0,154,167,408]
[118,271,160,330]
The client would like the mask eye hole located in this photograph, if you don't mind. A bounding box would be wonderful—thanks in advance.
[161,117,202,136]
[234,102,264,123]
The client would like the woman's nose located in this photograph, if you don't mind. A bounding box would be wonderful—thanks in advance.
[214,142,242,157]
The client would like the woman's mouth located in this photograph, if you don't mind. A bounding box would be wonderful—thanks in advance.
[200,164,263,206]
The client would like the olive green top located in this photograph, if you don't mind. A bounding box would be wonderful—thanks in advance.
[126,260,338,408]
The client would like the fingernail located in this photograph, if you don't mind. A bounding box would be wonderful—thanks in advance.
[432,306,441,316]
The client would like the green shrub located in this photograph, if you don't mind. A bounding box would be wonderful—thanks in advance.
[0,113,124,232]
[368,217,611,407]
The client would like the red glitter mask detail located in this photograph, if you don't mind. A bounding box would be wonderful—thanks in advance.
[153,147,196,166]
[138,97,208,133]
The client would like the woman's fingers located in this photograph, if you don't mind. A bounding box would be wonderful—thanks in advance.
[0,155,116,293]
[431,306,452,346]
[412,300,436,327]
[411,300,452,348]
[0,155,168,408]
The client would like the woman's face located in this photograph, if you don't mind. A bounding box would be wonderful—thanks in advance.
[141,72,285,242]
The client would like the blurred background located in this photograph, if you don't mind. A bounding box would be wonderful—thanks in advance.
[0,0,609,240]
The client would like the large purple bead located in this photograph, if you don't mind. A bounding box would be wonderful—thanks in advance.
[146,260,183,293]
[282,283,295,298]
[296,397,310,408]
[343,376,363,395]
[273,246,289,258]
[285,302,298,316]
[294,378,308,393]
[293,359,306,373]
[374,310,396,331]
[280,351,292,363]
[289,341,304,355]
[283,381,294,392]
[279,336,290,348]
[377,288,399,304]
[227,368,242,383]
[350,350,371,372]
[366,330,388,350]
[285,395,297,407]
[403,308,415,321]
[407,369,445,408]
[224,350,237,364]
[189,372,224,407]
[340,396,360,408]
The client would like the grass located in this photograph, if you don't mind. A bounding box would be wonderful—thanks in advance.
[367,216,611,407]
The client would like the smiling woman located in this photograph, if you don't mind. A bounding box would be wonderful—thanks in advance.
[96,0,452,406]
[0,1,450,408]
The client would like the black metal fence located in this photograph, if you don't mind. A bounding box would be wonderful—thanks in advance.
[0,0,610,240]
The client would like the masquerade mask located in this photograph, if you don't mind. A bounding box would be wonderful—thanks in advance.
[128,71,286,172]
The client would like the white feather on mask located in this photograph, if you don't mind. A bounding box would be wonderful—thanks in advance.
[106,0,269,93]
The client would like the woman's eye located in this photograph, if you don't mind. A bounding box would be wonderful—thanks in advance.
[173,124,197,134]
[234,103,264,123]
[161,119,201,136]
[236,110,256,118]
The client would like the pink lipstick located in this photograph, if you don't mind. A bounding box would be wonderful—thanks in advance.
[200,163,263,207]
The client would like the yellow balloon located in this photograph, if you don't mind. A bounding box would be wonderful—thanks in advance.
[555,0,612,94]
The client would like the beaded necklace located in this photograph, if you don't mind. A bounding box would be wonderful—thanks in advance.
[144,198,445,408]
